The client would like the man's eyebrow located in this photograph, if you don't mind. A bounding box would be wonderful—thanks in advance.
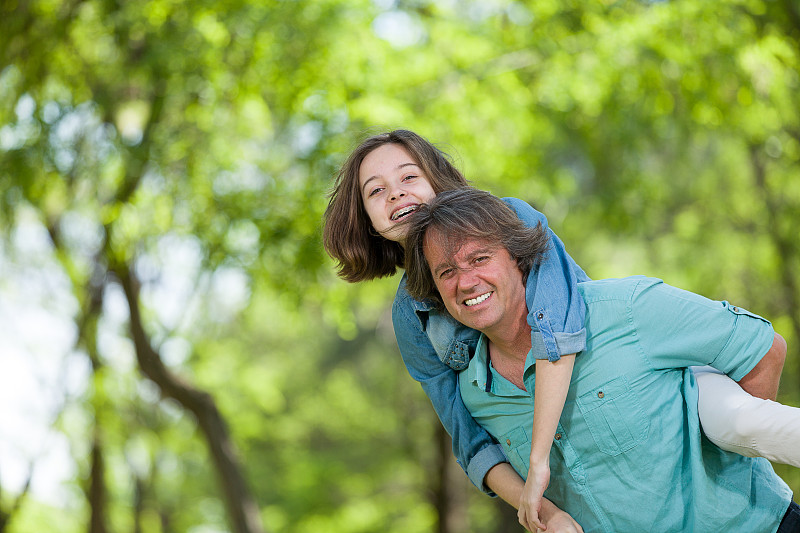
[432,260,454,277]
[430,250,456,276]
[360,162,421,195]
[466,247,496,258]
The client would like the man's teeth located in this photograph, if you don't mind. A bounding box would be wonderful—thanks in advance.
[391,205,417,221]
[465,292,491,306]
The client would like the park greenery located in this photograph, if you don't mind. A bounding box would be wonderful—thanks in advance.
[1,0,799,531]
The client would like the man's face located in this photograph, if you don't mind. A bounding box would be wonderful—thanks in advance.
[424,231,527,335]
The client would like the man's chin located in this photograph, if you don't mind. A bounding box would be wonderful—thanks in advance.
[454,313,489,333]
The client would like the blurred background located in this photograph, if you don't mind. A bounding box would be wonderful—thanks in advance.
[1,0,798,531]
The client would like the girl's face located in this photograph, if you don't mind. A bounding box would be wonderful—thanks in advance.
[358,143,436,245]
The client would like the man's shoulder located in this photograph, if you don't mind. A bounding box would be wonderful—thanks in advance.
[578,276,662,303]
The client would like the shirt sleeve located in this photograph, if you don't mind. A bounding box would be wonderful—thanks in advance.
[391,290,508,494]
[503,197,590,362]
[630,277,775,381]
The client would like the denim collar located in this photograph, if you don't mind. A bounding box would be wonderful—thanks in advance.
[400,273,439,313]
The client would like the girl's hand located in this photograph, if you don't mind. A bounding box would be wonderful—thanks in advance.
[518,462,550,531]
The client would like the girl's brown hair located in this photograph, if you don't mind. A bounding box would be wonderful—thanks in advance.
[323,130,469,282]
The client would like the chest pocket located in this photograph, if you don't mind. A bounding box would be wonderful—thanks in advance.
[577,376,649,457]
[499,426,531,477]
[424,309,479,371]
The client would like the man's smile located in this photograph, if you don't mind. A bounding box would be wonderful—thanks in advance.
[464,291,493,307]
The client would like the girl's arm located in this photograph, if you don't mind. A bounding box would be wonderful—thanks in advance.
[519,355,575,531]
[392,285,507,493]
[503,198,589,530]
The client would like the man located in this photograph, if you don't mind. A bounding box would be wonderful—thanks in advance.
[404,188,799,532]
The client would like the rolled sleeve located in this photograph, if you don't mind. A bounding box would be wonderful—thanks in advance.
[711,302,776,382]
[467,443,508,495]
[630,277,774,377]
[553,329,588,357]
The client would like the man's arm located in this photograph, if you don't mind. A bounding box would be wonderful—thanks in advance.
[485,463,583,533]
[737,333,786,400]
[484,462,525,508]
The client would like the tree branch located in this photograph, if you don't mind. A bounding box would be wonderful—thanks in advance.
[0,463,34,533]
[113,262,266,533]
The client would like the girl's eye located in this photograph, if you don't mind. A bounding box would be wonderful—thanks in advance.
[402,174,417,181]
[368,187,384,197]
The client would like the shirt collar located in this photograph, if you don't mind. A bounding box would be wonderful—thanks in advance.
[470,333,538,396]
[465,333,491,392]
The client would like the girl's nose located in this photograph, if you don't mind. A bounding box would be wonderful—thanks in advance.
[389,187,406,201]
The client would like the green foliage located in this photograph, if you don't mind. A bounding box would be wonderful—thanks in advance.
[2,0,799,531]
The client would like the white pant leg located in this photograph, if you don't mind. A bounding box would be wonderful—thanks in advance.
[692,365,800,467]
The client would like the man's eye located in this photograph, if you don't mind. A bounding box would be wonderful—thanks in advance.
[474,256,490,264]
[439,268,455,279]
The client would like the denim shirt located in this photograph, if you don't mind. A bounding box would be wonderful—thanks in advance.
[391,197,590,492]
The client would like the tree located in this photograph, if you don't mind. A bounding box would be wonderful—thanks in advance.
[2,0,798,531]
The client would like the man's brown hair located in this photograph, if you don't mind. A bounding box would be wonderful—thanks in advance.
[404,188,549,304]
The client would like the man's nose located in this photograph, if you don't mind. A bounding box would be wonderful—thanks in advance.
[456,268,479,292]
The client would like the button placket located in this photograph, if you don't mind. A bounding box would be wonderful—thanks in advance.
[551,423,586,484]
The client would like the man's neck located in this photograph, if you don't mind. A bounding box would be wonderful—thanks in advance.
[484,312,531,390]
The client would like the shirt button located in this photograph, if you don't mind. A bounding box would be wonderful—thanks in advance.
[506,439,512,446]
[554,433,562,441]
[597,391,605,398]
[732,306,739,312]
[537,313,544,320]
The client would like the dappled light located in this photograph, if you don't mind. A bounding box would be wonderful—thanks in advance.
[1,0,799,532]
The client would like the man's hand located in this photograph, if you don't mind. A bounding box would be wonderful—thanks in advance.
[535,509,584,533]
[537,492,583,533]
[518,462,550,531]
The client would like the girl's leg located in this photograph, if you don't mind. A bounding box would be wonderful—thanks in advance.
[692,366,800,467]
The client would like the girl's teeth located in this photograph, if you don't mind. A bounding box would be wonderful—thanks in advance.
[392,205,417,220]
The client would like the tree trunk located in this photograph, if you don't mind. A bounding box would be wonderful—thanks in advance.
[495,499,525,532]
[0,465,33,533]
[89,436,109,533]
[432,423,468,533]
[133,475,144,533]
[116,264,266,533]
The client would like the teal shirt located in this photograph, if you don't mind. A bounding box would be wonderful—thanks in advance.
[460,277,792,533]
